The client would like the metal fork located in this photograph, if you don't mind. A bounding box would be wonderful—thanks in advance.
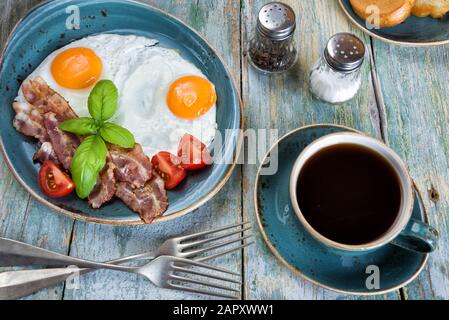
[1,255,241,299]
[0,222,252,299]
[0,222,252,267]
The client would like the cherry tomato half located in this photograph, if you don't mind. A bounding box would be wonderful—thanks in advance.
[38,160,75,198]
[177,134,213,171]
[151,152,187,190]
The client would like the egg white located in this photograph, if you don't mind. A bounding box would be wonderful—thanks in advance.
[19,34,217,157]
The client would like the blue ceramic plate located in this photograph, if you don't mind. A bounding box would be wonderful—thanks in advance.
[255,124,428,295]
[339,0,449,46]
[0,0,242,225]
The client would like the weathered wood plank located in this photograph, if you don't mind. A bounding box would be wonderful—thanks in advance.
[241,0,399,300]
[372,42,449,300]
[63,0,243,300]
[0,0,75,300]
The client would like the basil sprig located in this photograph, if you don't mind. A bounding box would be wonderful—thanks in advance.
[59,80,135,199]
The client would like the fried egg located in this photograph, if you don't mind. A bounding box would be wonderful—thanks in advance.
[20,34,217,157]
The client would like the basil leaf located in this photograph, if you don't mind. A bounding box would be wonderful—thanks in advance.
[99,122,135,149]
[59,118,99,135]
[71,163,99,200]
[88,80,118,123]
[71,135,108,199]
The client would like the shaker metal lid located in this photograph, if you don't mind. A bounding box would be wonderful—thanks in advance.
[257,2,296,40]
[324,33,365,72]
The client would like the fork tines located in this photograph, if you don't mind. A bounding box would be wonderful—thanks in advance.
[167,257,241,299]
[177,221,254,262]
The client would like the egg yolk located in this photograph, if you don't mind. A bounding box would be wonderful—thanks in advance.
[51,47,103,89]
[167,76,217,119]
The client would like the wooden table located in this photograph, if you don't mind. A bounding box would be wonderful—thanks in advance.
[1,0,448,300]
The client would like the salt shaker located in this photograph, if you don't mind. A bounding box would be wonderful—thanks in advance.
[309,33,365,104]
[248,2,298,74]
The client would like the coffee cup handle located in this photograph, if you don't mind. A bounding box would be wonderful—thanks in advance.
[390,219,439,253]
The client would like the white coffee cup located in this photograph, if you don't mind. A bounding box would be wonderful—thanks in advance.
[289,132,438,253]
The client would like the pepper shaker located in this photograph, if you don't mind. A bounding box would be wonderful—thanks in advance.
[309,33,366,104]
[248,2,298,74]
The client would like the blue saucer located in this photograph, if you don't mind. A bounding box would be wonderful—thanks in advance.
[255,124,428,295]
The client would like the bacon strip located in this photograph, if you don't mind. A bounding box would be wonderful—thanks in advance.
[43,112,80,171]
[90,147,168,221]
[109,144,153,189]
[88,159,117,209]
[12,101,48,143]
[21,77,77,120]
[115,174,168,223]
[13,77,79,169]
[33,142,59,164]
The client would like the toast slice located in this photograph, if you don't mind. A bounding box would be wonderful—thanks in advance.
[350,0,416,28]
[412,0,449,18]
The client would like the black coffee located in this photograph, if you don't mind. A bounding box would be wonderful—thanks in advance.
[296,143,401,245]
